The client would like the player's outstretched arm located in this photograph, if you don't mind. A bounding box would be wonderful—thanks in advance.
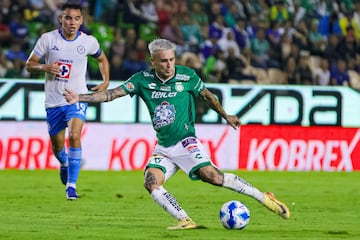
[64,86,127,104]
[199,88,241,130]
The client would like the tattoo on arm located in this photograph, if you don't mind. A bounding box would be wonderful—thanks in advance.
[79,86,126,103]
[200,89,227,118]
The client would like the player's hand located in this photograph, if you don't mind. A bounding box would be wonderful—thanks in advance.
[91,81,109,92]
[42,62,61,75]
[225,115,241,130]
[63,88,80,104]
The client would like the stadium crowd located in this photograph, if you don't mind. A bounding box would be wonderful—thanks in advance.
[0,0,360,88]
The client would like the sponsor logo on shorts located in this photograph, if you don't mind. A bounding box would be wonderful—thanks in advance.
[187,145,199,153]
[181,137,197,147]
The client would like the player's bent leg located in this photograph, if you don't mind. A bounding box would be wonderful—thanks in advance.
[222,173,290,219]
[144,168,198,230]
[65,118,84,200]
[50,132,68,185]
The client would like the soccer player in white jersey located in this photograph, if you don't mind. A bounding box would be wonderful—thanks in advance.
[64,38,290,228]
[26,2,110,200]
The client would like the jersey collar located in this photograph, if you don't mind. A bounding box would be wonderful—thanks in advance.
[58,28,81,41]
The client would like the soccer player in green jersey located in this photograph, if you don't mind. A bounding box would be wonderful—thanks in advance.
[64,38,290,229]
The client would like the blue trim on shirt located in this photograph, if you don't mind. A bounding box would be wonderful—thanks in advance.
[91,48,102,58]
[58,28,81,41]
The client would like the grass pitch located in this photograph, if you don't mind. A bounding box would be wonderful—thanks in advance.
[0,170,359,240]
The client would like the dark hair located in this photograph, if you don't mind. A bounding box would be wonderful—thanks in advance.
[62,2,83,12]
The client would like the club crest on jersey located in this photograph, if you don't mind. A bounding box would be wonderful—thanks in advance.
[56,62,71,79]
[77,45,85,54]
[153,101,176,129]
[175,82,184,92]
[125,82,135,92]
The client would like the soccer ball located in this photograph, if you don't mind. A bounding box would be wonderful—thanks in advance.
[219,200,250,230]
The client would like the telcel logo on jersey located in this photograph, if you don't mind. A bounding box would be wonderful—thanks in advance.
[151,91,177,99]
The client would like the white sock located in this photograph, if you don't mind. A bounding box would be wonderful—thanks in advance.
[151,186,189,220]
[66,183,76,189]
[222,173,264,202]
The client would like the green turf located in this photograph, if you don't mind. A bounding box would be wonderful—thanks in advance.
[0,170,359,240]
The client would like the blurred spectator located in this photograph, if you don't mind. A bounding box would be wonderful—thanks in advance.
[314,58,331,86]
[206,1,222,24]
[189,1,209,40]
[121,49,148,79]
[109,54,125,81]
[159,16,185,56]
[123,28,138,58]
[246,14,261,40]
[179,13,203,53]
[29,0,56,23]
[308,19,327,56]
[0,14,11,48]
[218,29,240,58]
[109,29,126,59]
[293,0,313,25]
[226,47,256,83]
[284,56,297,84]
[208,14,226,40]
[5,42,27,63]
[292,19,310,51]
[202,47,227,83]
[354,2,360,34]
[339,11,360,40]
[223,1,242,27]
[265,20,283,68]
[231,17,251,51]
[337,26,358,70]
[8,12,30,51]
[250,27,270,69]
[135,38,148,61]
[0,0,16,25]
[155,0,171,37]
[179,51,203,77]
[123,0,148,33]
[295,50,313,85]
[0,47,12,77]
[200,31,220,62]
[330,59,350,86]
[250,0,270,24]
[270,0,289,23]
[4,43,28,78]
[324,34,340,67]
[283,42,300,69]
[281,20,296,59]
[127,0,158,23]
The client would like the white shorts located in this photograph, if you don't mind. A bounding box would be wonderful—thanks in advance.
[145,136,214,180]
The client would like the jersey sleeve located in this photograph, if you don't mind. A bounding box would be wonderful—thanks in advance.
[31,33,49,59]
[190,70,206,96]
[120,73,140,96]
[87,35,102,58]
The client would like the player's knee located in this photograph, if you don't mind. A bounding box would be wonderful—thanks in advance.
[144,169,162,193]
[68,131,81,141]
[199,166,224,186]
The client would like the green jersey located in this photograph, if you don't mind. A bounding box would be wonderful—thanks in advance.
[121,65,206,147]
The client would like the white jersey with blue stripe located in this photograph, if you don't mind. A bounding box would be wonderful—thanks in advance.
[31,29,101,108]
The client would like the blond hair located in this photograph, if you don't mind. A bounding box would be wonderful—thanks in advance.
[148,38,176,56]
